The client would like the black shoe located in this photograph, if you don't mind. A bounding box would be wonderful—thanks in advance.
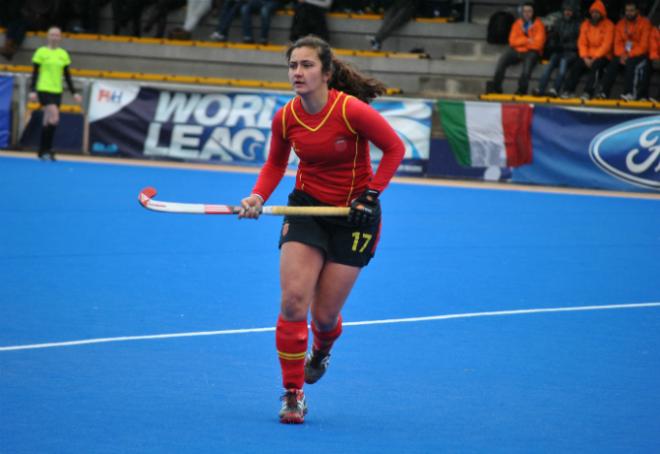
[304,349,330,384]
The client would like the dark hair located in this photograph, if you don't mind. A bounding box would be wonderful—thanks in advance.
[286,35,387,104]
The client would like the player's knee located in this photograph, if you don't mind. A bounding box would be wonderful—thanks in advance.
[280,290,310,321]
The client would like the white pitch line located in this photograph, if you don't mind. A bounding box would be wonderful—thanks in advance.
[1,302,659,352]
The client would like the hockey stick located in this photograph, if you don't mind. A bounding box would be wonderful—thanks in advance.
[138,187,350,216]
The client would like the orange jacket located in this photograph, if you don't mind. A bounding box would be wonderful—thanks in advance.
[651,26,660,60]
[509,17,546,54]
[614,15,652,58]
[578,17,615,59]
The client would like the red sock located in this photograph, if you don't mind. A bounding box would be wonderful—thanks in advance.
[276,316,308,389]
[312,314,343,354]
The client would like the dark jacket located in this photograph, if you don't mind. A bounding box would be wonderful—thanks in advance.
[548,4,581,55]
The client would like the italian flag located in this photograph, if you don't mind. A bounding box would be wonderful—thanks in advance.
[438,100,533,168]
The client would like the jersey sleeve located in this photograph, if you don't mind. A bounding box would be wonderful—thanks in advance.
[344,97,405,193]
[251,107,291,202]
[32,47,44,64]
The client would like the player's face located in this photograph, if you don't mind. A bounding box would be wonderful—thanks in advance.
[624,4,638,20]
[590,10,602,21]
[521,6,534,21]
[47,27,62,47]
[288,46,329,97]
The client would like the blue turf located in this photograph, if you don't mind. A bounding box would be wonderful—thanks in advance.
[1,155,659,453]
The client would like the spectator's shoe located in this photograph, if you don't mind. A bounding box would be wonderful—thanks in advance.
[531,88,544,96]
[560,91,576,99]
[580,92,591,100]
[484,81,501,94]
[304,350,330,384]
[209,32,227,42]
[594,92,607,100]
[620,93,635,102]
[547,88,558,97]
[167,28,191,40]
[243,36,254,44]
[649,97,658,103]
[367,36,381,51]
[279,389,307,424]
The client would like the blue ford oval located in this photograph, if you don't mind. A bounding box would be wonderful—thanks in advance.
[589,116,660,190]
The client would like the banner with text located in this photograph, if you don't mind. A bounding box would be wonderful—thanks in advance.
[88,81,432,175]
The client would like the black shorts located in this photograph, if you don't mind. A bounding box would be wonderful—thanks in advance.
[278,189,381,268]
[37,92,62,107]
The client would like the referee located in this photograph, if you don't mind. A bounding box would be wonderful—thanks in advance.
[28,26,82,160]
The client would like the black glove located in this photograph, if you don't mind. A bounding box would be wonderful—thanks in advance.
[348,188,381,226]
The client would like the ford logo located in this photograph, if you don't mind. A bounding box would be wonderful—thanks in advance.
[589,116,660,190]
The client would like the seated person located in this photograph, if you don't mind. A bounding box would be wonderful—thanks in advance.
[486,2,546,95]
[532,1,580,97]
[560,0,614,99]
[595,1,652,100]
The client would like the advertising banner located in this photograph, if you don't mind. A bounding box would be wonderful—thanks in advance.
[88,81,433,175]
[0,75,13,148]
[512,106,660,192]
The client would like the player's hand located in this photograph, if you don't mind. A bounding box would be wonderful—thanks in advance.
[238,194,263,219]
[348,188,380,226]
[73,93,83,104]
[28,92,38,102]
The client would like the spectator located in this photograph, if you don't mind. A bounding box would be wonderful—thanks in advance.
[647,24,659,101]
[0,0,26,60]
[290,0,333,43]
[28,26,83,160]
[168,0,214,40]
[561,0,614,99]
[240,0,282,44]
[368,0,421,51]
[485,2,546,95]
[595,1,652,100]
[533,1,581,97]
[143,0,186,38]
[210,0,242,42]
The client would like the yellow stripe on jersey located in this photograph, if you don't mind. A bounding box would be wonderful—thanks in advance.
[341,95,357,135]
[278,350,307,360]
[289,92,344,132]
[345,136,360,206]
[282,99,291,140]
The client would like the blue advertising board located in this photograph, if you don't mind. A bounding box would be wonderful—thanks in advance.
[0,75,13,148]
[513,105,660,192]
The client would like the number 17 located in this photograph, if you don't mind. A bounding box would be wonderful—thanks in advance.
[351,232,372,253]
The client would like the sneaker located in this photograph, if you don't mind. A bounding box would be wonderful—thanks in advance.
[547,88,558,97]
[594,92,607,100]
[620,93,635,102]
[209,32,226,42]
[580,92,591,100]
[279,388,307,424]
[304,350,330,384]
[531,88,543,96]
[367,36,381,51]
[560,91,575,99]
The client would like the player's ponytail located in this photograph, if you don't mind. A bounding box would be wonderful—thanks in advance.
[286,35,387,104]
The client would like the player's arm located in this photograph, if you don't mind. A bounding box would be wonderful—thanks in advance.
[240,108,291,219]
[344,97,405,225]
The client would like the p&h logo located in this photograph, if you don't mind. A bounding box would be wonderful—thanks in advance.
[589,116,660,190]
[97,88,123,103]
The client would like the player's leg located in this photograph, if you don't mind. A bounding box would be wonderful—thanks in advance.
[305,262,360,384]
[38,98,59,160]
[277,241,324,423]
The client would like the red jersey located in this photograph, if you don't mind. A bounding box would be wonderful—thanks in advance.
[252,89,405,206]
